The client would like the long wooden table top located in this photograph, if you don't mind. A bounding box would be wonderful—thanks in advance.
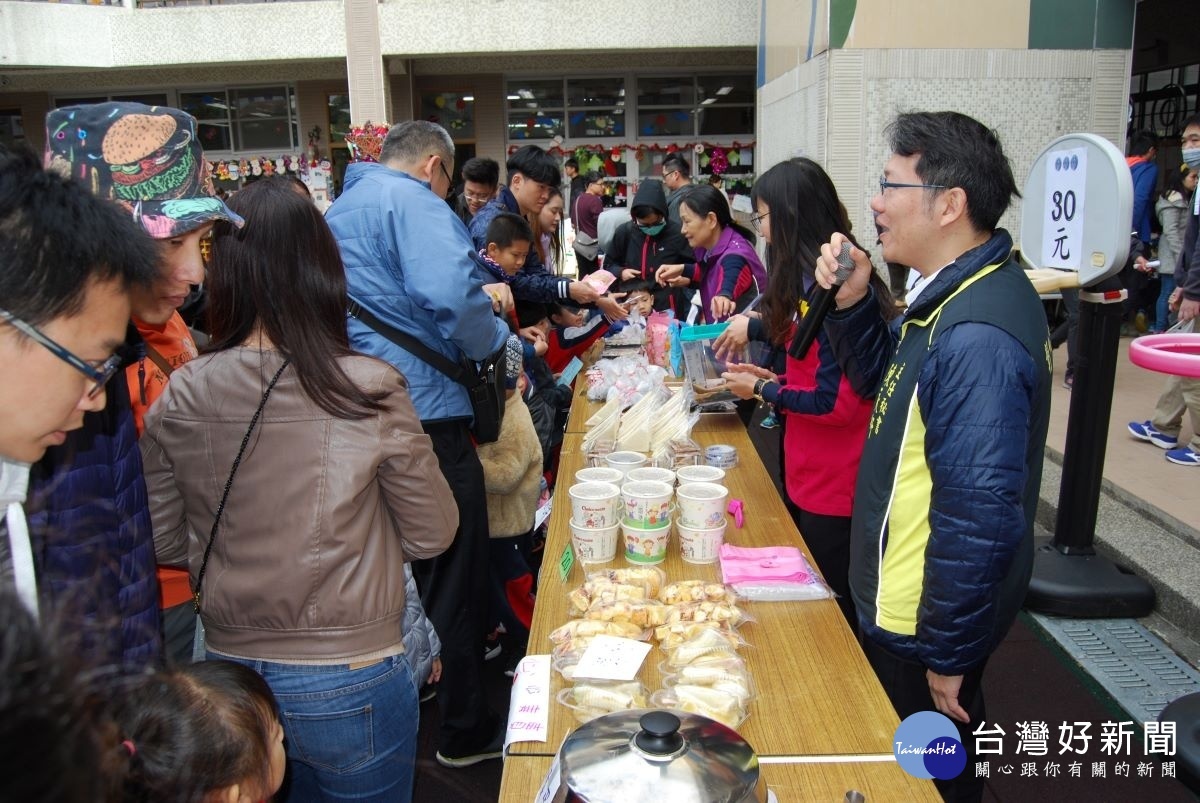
[502,390,936,796]
[499,754,942,802]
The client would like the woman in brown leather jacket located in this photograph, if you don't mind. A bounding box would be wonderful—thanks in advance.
[141,178,458,803]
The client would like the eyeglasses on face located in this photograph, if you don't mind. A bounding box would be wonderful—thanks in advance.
[437,161,455,200]
[879,176,948,194]
[0,307,121,398]
[464,190,491,203]
[662,169,679,180]
[750,211,769,233]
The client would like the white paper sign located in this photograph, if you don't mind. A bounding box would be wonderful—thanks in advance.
[534,498,553,531]
[505,654,551,748]
[533,752,562,803]
[1040,147,1088,270]
[571,635,652,681]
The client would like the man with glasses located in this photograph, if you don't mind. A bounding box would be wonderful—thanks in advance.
[25,102,242,669]
[471,146,623,317]
[815,111,1051,803]
[451,156,499,227]
[661,152,693,227]
[327,119,513,769]
[0,145,158,619]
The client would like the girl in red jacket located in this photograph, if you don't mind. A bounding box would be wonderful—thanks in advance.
[719,159,896,629]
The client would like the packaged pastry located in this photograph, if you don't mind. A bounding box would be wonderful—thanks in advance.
[549,619,647,645]
[661,625,745,663]
[558,681,649,724]
[658,580,740,605]
[659,599,749,628]
[662,661,754,705]
[587,565,667,597]
[655,619,743,650]
[650,685,747,729]
[583,598,669,628]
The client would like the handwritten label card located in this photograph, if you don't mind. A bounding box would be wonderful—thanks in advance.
[534,751,563,803]
[1040,147,1088,271]
[505,655,551,748]
[572,635,653,681]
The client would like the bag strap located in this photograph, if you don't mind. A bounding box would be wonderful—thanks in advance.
[346,297,477,387]
[143,342,175,377]
[192,358,290,614]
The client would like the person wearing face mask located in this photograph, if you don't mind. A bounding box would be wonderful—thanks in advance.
[1128,114,1200,467]
[610,179,696,315]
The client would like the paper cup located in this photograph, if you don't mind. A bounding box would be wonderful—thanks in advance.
[677,516,727,564]
[621,480,674,527]
[605,450,648,478]
[676,482,730,529]
[674,465,726,486]
[575,467,626,486]
[627,466,676,486]
[622,519,672,565]
[569,519,620,563]
[568,482,621,528]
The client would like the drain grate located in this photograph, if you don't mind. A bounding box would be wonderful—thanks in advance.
[1029,614,1200,723]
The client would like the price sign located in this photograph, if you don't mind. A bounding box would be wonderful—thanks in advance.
[1040,147,1088,270]
[558,543,575,583]
[572,635,653,681]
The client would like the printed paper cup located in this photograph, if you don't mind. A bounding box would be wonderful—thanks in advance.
[621,480,674,527]
[569,519,620,563]
[677,516,727,564]
[568,481,621,528]
[675,465,726,486]
[575,467,626,486]
[676,482,730,529]
[627,466,676,486]
[605,450,648,478]
[622,519,672,565]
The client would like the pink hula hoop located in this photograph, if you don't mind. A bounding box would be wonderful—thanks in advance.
[1128,333,1200,378]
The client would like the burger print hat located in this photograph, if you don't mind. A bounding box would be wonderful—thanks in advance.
[45,101,243,239]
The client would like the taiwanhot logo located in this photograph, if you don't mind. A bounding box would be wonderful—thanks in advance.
[893,711,966,780]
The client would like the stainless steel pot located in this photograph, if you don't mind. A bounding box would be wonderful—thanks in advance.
[552,709,767,803]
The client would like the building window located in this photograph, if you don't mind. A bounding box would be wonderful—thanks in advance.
[420,92,476,140]
[507,80,565,141]
[0,111,25,151]
[179,86,297,153]
[1129,65,1198,139]
[179,91,233,152]
[566,78,626,139]
[328,94,352,148]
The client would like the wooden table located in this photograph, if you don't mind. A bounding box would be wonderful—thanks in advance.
[501,391,937,796]
[499,754,941,802]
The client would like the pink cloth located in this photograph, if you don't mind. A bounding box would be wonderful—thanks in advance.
[718,544,816,585]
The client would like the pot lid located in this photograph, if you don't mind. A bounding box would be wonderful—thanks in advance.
[559,709,760,802]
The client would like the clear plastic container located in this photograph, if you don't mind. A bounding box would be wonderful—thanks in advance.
[558,681,649,724]
[650,685,748,730]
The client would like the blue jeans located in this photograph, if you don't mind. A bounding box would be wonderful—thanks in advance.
[1154,274,1176,332]
[210,652,419,803]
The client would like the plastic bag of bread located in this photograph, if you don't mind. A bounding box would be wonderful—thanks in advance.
[583,598,669,628]
[658,580,740,605]
[558,681,649,724]
[650,684,747,729]
[659,599,749,628]
[567,580,648,616]
[661,624,745,663]
[587,566,666,597]
[549,619,647,645]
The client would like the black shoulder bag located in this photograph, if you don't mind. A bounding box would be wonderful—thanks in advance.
[346,297,505,443]
[193,359,289,614]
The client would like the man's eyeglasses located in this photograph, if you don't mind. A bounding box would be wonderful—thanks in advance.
[662,169,679,181]
[438,161,455,200]
[879,177,947,194]
[751,211,769,233]
[464,191,491,203]
[0,308,121,398]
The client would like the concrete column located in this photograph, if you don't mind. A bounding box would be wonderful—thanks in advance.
[343,0,386,124]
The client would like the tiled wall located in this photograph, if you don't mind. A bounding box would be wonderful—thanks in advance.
[758,48,1132,272]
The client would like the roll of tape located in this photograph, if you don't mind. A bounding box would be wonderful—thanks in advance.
[705,444,738,468]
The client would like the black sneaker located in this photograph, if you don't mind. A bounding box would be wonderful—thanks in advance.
[435,726,505,768]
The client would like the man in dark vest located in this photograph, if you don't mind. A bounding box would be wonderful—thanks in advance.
[816,111,1051,803]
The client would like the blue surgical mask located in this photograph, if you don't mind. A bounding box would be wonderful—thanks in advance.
[1183,148,1200,172]
[638,222,666,236]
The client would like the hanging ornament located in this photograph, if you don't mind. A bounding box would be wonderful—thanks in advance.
[728,149,741,167]
[251,159,264,177]
[709,147,728,177]
[666,144,679,154]
[216,161,230,181]
[228,161,240,180]
[635,145,646,161]
[700,154,710,169]
[694,143,705,154]
[434,95,446,109]
[455,98,466,111]
[610,146,621,163]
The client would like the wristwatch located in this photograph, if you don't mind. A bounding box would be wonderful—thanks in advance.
[752,378,768,401]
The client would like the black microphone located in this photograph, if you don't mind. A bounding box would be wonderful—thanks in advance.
[789,241,855,361]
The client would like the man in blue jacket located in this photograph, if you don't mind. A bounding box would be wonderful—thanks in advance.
[815,111,1051,803]
[326,120,511,768]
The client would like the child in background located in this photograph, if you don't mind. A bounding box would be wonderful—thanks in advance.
[478,338,543,646]
[543,301,610,374]
[112,660,285,803]
[515,302,575,471]
[478,212,534,283]
[403,563,442,703]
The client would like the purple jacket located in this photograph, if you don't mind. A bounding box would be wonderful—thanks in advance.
[691,227,768,322]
